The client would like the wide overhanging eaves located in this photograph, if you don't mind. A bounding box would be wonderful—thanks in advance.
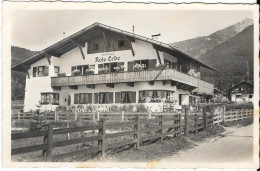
[12,22,221,75]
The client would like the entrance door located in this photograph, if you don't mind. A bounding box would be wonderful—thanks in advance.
[68,95,71,106]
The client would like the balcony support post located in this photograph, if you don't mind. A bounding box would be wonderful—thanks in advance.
[70,39,85,60]
[22,64,30,79]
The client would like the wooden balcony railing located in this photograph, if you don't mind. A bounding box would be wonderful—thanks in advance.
[51,69,213,94]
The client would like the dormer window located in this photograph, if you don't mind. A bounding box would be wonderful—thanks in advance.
[93,43,99,50]
[118,40,125,47]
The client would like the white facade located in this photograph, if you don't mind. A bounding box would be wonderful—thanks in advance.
[21,28,213,112]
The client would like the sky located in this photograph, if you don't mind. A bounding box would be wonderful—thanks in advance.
[11,10,253,51]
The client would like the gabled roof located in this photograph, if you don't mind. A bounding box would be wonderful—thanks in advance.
[229,80,253,91]
[12,22,222,74]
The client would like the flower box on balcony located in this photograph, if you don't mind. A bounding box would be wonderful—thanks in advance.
[72,69,81,76]
[85,69,95,75]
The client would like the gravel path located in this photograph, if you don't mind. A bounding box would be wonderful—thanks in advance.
[161,124,253,163]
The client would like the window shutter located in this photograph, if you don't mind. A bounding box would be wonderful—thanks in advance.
[33,67,37,77]
[128,61,134,72]
[129,91,136,103]
[44,66,49,76]
[88,93,93,104]
[149,59,157,69]
[94,93,99,104]
[74,94,79,104]
[108,92,114,103]
[115,92,121,103]
[71,66,76,72]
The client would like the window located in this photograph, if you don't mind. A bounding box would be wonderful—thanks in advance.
[54,66,60,76]
[41,93,59,105]
[164,59,177,69]
[236,94,242,98]
[249,95,253,98]
[98,62,123,73]
[33,66,49,77]
[118,40,125,47]
[71,65,93,75]
[93,44,99,50]
[115,91,136,103]
[139,90,175,103]
[99,92,113,104]
[74,93,93,104]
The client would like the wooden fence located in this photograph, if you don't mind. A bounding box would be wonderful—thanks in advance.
[11,109,214,162]
[213,108,253,125]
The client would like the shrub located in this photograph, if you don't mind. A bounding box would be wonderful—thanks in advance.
[120,104,134,112]
[224,102,253,111]
[136,104,149,113]
[28,109,46,131]
[110,105,120,112]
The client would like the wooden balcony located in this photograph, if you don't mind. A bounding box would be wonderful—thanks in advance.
[51,69,213,94]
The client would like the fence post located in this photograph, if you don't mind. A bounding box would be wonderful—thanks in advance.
[42,125,48,157]
[184,108,189,136]
[221,107,225,125]
[195,114,198,134]
[98,119,106,158]
[179,111,182,138]
[46,124,53,161]
[159,115,163,142]
[148,111,152,120]
[245,109,248,118]
[92,111,95,122]
[97,111,100,121]
[75,112,78,121]
[121,111,125,122]
[235,110,238,122]
[203,110,207,131]
[18,111,20,122]
[134,115,140,149]
[54,111,57,121]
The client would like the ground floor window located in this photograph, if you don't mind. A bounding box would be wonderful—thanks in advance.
[115,91,136,103]
[74,93,93,104]
[249,94,253,98]
[41,93,59,105]
[139,90,175,103]
[93,92,113,104]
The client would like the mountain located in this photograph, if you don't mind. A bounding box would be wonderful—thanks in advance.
[11,46,38,100]
[171,18,253,59]
[200,25,254,91]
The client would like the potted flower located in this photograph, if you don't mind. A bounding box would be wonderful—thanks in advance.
[138,97,147,103]
[150,97,161,103]
[99,68,107,74]
[72,69,81,76]
[85,68,95,75]
[113,66,121,72]
[165,99,174,103]
[134,63,145,71]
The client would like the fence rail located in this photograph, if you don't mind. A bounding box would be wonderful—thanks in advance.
[11,109,216,162]
[213,108,253,125]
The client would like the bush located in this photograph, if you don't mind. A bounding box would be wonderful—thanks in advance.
[110,105,121,113]
[121,104,134,112]
[224,102,253,111]
[136,104,149,113]
[28,109,47,131]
